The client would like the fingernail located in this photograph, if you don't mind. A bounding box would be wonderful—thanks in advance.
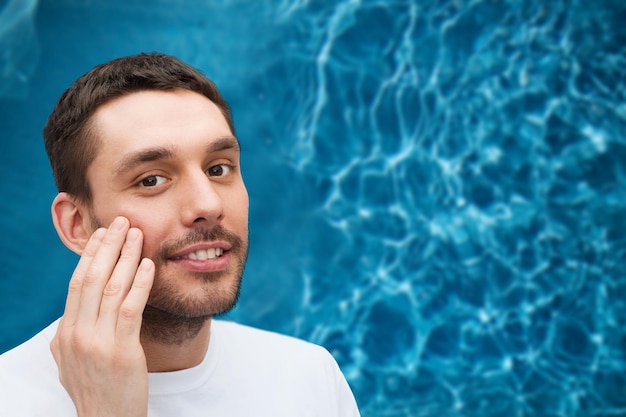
[127,228,140,242]
[138,258,154,272]
[111,217,127,231]
[91,228,107,242]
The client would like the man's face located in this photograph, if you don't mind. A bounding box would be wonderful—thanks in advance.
[85,89,249,318]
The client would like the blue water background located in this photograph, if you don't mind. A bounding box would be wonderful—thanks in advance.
[1,0,626,416]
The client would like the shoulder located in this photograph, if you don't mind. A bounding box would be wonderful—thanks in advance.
[0,319,58,369]
[210,320,361,416]
[212,319,330,358]
[212,320,319,347]
[211,319,341,376]
[0,320,75,415]
[211,320,330,356]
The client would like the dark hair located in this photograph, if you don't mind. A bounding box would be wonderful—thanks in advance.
[43,52,235,203]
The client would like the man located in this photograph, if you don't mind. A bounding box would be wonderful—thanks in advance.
[0,52,360,416]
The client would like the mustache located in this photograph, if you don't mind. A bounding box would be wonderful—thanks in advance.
[88,211,244,262]
[153,225,244,260]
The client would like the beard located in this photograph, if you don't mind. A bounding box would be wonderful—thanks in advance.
[143,225,248,345]
[90,212,248,345]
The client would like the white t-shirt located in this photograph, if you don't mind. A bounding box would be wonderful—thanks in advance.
[0,319,360,416]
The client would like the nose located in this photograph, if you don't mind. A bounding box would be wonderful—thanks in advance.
[179,170,224,227]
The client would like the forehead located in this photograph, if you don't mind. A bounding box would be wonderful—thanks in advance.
[91,89,233,156]
[93,89,232,139]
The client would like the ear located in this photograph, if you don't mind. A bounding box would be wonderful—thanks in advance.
[51,192,93,255]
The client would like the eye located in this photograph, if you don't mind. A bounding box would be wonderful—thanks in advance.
[138,175,167,187]
[207,164,232,177]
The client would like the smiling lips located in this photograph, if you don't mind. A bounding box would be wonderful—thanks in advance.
[171,247,225,261]
[167,245,230,273]
[185,247,223,260]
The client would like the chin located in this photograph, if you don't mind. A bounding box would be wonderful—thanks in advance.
[147,275,241,318]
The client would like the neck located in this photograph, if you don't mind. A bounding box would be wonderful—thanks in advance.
[140,306,212,372]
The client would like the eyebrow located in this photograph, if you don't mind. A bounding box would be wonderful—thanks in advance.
[113,135,240,177]
[210,136,241,153]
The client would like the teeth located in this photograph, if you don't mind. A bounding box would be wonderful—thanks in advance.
[185,248,224,260]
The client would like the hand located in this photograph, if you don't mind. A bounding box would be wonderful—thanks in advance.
[50,216,155,417]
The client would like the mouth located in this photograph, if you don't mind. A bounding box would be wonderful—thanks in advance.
[165,243,231,273]
[166,240,232,262]
[170,247,224,260]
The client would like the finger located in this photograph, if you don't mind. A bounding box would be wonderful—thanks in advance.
[61,227,107,326]
[97,227,143,332]
[75,216,130,326]
[116,257,154,340]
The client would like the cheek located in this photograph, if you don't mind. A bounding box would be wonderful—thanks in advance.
[117,208,172,254]
[134,224,170,260]
[228,195,249,231]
